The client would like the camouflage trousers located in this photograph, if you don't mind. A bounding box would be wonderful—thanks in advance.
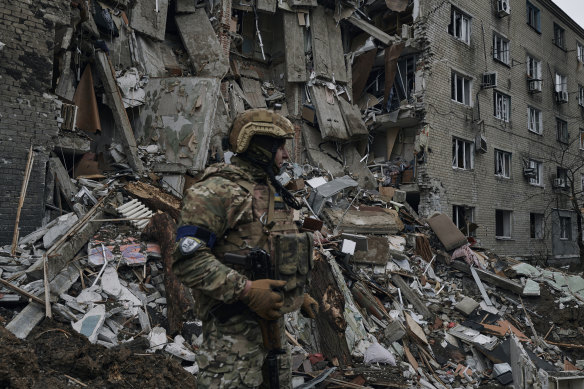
[196,313,291,388]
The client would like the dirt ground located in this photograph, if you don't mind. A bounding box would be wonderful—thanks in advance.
[0,317,197,388]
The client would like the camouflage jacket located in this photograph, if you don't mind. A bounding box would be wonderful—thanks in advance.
[173,157,280,319]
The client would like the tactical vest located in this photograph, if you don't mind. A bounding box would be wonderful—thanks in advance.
[203,164,313,314]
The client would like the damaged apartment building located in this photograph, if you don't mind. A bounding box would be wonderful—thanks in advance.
[1,0,584,263]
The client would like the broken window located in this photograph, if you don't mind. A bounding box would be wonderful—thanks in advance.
[560,216,571,240]
[526,56,542,91]
[554,23,565,49]
[579,85,584,107]
[495,209,512,238]
[452,137,474,170]
[397,55,417,101]
[556,167,568,188]
[578,42,584,63]
[449,6,471,44]
[526,1,541,32]
[494,149,511,178]
[529,159,543,185]
[451,71,472,105]
[493,91,510,122]
[556,118,569,144]
[452,205,475,237]
[530,213,544,239]
[493,34,510,65]
[527,106,542,134]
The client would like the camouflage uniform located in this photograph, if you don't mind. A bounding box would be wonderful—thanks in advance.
[173,155,312,388]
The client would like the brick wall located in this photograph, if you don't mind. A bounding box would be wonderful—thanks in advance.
[0,0,69,245]
[418,0,584,258]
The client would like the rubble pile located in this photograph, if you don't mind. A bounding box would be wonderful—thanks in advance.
[1,0,584,388]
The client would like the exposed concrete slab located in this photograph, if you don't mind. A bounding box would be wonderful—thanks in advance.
[323,207,404,235]
[136,35,169,77]
[72,304,106,343]
[54,132,92,155]
[130,0,169,41]
[176,0,196,13]
[523,279,541,296]
[133,77,220,171]
[175,10,228,78]
[43,213,79,249]
[512,263,542,278]
[455,296,480,316]
[76,287,103,304]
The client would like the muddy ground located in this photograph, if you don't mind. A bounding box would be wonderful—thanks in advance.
[0,316,197,388]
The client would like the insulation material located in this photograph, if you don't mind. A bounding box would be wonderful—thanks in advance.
[73,64,101,133]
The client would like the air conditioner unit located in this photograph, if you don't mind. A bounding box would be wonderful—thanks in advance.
[528,79,542,92]
[553,177,566,188]
[555,91,569,103]
[497,0,510,16]
[523,167,536,178]
[481,72,497,89]
[475,134,487,153]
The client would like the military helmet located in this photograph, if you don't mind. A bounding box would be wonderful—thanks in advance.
[229,109,294,153]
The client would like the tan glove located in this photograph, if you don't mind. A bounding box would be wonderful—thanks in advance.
[240,279,287,320]
[300,293,319,319]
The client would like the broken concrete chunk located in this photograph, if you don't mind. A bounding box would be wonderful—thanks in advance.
[76,287,103,304]
[455,296,480,316]
[522,279,541,296]
[383,320,406,343]
[131,0,169,41]
[427,213,468,251]
[511,263,542,278]
[43,213,79,249]
[101,266,122,298]
[72,304,106,344]
[148,326,167,351]
[165,335,196,362]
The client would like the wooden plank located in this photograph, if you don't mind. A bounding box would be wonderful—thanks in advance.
[347,14,396,46]
[392,274,432,319]
[283,11,307,82]
[310,7,347,83]
[240,77,267,108]
[310,85,349,140]
[95,51,144,172]
[449,260,525,295]
[49,157,76,209]
[11,146,34,255]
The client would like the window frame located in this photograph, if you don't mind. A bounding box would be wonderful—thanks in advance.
[553,23,565,49]
[452,137,474,170]
[494,91,511,122]
[526,55,542,91]
[495,209,512,239]
[560,216,571,240]
[579,84,584,107]
[493,33,510,65]
[494,149,512,178]
[529,159,543,186]
[449,6,472,44]
[451,71,472,106]
[556,118,569,144]
[578,42,584,63]
[452,205,476,237]
[526,1,541,32]
[580,128,584,150]
[527,106,542,134]
[530,213,544,240]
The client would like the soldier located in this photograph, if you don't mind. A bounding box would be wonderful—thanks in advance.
[173,109,319,388]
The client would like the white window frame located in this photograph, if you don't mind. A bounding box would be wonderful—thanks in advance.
[556,118,569,144]
[554,23,565,49]
[579,84,584,107]
[452,137,474,170]
[529,159,543,186]
[493,34,510,65]
[495,149,512,178]
[555,73,568,94]
[495,209,512,239]
[526,1,541,32]
[527,106,542,134]
[530,213,544,240]
[451,71,472,106]
[578,42,584,63]
[560,216,571,240]
[494,91,511,122]
[450,7,471,44]
[526,56,542,91]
